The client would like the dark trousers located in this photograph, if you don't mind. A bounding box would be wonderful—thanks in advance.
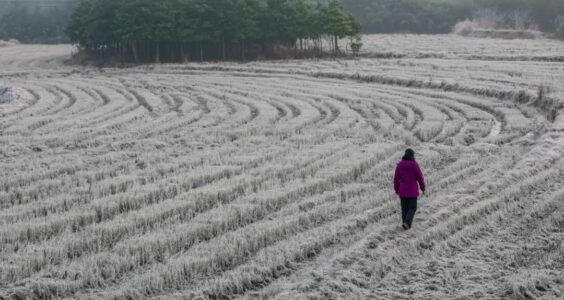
[400,197,418,227]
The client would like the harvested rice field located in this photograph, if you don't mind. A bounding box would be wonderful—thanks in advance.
[0,34,563,299]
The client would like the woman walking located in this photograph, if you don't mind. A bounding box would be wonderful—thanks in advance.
[393,149,426,230]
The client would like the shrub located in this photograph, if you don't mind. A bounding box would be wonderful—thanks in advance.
[0,38,20,47]
[452,20,478,36]
[350,34,363,56]
[453,19,544,40]
[556,23,564,40]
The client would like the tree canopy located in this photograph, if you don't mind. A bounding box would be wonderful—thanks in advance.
[67,0,362,62]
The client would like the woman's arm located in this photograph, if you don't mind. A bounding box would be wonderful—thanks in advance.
[393,165,400,195]
[415,163,426,193]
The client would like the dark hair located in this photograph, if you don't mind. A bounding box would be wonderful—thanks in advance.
[402,148,415,161]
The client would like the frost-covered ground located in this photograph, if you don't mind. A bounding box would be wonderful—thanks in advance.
[0,36,563,299]
[361,34,564,60]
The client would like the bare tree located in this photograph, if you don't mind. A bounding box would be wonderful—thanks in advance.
[553,15,564,31]
[473,8,504,29]
[509,10,532,30]
[555,15,564,40]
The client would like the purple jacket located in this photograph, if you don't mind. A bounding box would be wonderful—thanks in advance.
[394,160,426,198]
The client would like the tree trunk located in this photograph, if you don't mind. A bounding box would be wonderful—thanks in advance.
[334,35,339,55]
[200,41,204,62]
[241,40,245,61]
[222,38,226,61]
[132,42,138,62]
[155,43,161,63]
[143,42,147,62]
[181,43,188,63]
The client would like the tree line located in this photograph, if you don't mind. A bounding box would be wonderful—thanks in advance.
[3,0,564,45]
[341,0,564,34]
[0,0,77,43]
[67,0,362,63]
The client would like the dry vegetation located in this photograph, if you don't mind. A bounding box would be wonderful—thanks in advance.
[0,35,563,299]
[0,39,20,47]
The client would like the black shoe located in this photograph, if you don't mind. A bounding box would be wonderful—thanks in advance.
[402,223,409,230]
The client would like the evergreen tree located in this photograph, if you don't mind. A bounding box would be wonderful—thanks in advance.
[68,0,363,62]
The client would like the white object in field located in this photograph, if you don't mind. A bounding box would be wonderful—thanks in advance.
[0,86,35,113]
[0,86,14,104]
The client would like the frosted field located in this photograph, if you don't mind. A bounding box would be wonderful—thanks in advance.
[0,35,563,299]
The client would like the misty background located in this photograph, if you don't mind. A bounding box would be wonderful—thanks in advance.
[1,0,564,44]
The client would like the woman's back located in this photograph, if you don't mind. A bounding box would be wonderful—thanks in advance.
[394,160,425,198]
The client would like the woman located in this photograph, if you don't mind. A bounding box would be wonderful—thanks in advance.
[393,149,426,230]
